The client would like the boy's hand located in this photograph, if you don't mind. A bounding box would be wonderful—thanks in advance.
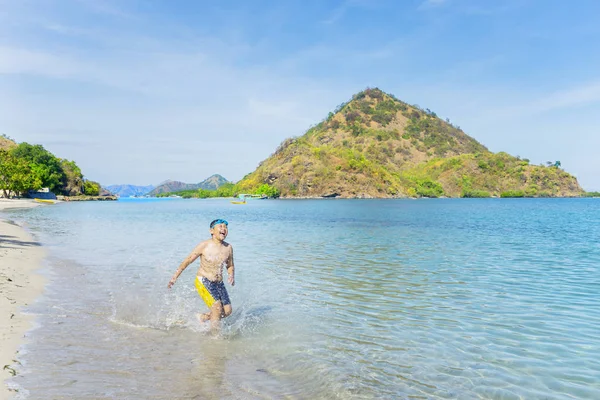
[228,275,235,286]
[168,277,176,289]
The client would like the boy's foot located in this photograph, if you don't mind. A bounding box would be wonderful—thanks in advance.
[196,312,211,323]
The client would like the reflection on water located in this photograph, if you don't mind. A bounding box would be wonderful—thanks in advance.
[6,198,600,399]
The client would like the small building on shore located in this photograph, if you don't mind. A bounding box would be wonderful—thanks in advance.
[27,188,57,200]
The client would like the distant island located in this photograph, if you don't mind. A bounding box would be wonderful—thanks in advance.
[148,175,230,196]
[105,175,231,198]
[104,184,155,198]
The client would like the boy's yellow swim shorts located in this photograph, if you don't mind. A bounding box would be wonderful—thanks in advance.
[195,276,231,308]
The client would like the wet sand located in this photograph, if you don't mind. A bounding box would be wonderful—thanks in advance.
[0,199,46,399]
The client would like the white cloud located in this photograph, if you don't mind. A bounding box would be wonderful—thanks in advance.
[530,81,600,113]
[462,79,600,124]
[0,46,79,77]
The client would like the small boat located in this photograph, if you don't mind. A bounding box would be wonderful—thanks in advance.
[238,193,268,200]
[34,198,56,204]
[231,195,247,204]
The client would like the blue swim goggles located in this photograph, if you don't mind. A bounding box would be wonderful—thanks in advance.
[210,219,229,228]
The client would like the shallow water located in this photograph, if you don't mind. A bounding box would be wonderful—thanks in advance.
[6,198,600,399]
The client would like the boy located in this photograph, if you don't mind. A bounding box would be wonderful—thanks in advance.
[168,219,235,331]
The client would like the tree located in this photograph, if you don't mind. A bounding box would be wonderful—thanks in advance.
[83,180,101,196]
[554,161,561,168]
[11,143,66,192]
[0,150,42,197]
[255,183,280,198]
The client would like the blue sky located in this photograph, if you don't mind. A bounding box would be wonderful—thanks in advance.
[1,0,599,190]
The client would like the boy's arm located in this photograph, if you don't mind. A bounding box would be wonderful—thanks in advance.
[227,247,235,286]
[168,242,204,288]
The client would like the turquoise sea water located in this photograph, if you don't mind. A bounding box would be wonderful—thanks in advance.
[5,198,600,399]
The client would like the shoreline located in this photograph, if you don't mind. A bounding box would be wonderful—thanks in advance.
[0,199,46,400]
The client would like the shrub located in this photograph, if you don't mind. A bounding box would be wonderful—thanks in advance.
[500,190,525,198]
[357,100,373,115]
[525,185,538,197]
[255,183,280,198]
[345,111,361,123]
[583,191,600,197]
[461,190,490,198]
[312,147,323,158]
[83,180,100,196]
[406,177,444,198]
[364,88,384,100]
[349,123,366,137]
[371,112,393,125]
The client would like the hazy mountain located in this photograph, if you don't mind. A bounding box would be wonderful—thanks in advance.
[104,184,155,197]
[147,174,230,196]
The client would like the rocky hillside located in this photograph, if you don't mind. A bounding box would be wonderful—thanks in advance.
[147,174,229,196]
[236,88,583,198]
[0,135,17,150]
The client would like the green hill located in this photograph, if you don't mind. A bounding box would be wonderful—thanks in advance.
[236,88,583,198]
[0,136,103,198]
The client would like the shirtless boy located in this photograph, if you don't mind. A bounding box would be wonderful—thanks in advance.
[168,219,235,331]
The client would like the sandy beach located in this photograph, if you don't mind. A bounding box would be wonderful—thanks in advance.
[0,199,46,400]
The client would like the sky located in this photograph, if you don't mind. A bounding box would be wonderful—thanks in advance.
[1,0,599,190]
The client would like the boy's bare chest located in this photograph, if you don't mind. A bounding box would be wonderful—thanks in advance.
[202,245,229,265]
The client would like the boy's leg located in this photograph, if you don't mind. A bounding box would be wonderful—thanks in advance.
[222,304,232,318]
[210,301,224,331]
[199,303,231,324]
[195,277,216,323]
[197,312,211,322]
[218,283,232,318]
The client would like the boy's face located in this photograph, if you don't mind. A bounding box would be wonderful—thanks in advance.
[210,223,228,241]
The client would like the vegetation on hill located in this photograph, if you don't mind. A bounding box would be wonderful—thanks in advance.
[156,182,280,199]
[235,88,584,198]
[156,183,236,198]
[0,135,102,198]
[400,152,580,198]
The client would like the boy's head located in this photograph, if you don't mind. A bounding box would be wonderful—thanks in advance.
[210,219,229,240]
